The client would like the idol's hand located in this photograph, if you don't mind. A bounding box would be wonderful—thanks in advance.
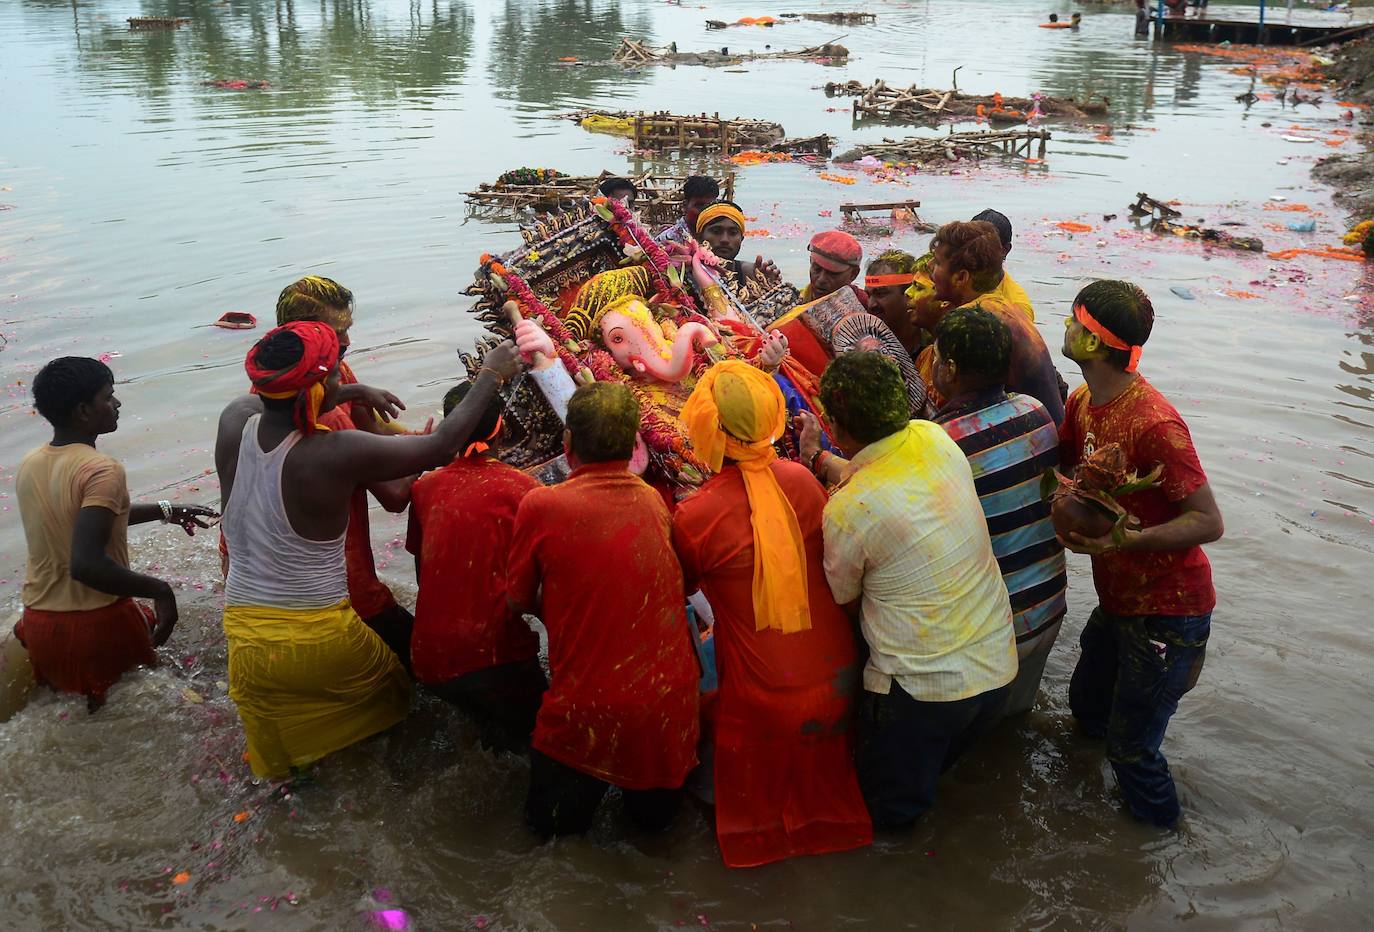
[758,331,789,372]
[514,319,557,370]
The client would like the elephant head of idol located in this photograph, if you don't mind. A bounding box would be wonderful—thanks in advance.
[592,296,717,383]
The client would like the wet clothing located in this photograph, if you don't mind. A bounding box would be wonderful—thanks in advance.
[1069,608,1210,828]
[1059,378,1215,617]
[17,443,130,612]
[508,461,699,792]
[224,600,411,778]
[935,390,1066,643]
[406,456,541,684]
[917,296,1065,425]
[822,422,1018,703]
[222,415,410,778]
[673,461,872,868]
[526,749,683,838]
[856,679,1011,829]
[16,599,155,706]
[424,658,547,753]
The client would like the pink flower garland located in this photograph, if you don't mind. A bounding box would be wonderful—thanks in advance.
[593,196,701,317]
[481,253,585,381]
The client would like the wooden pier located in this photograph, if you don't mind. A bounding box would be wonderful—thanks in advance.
[1155,7,1374,46]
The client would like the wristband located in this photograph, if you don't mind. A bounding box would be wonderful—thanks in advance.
[158,500,173,523]
[809,448,826,476]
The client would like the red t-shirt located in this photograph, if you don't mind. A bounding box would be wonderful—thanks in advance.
[317,404,397,619]
[406,456,540,685]
[1059,377,1215,617]
[507,461,699,790]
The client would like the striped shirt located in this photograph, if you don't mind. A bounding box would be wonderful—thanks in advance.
[822,421,1017,702]
[936,389,1067,642]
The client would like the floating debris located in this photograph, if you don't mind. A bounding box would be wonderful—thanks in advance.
[839,200,935,235]
[563,110,787,155]
[834,129,1050,165]
[610,38,849,67]
[825,79,1107,124]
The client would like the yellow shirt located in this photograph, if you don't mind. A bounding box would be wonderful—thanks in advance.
[821,421,1017,701]
[17,444,130,611]
[991,270,1035,320]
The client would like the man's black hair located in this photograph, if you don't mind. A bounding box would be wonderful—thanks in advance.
[818,352,909,445]
[1074,280,1155,371]
[443,379,503,440]
[971,208,1013,251]
[32,357,115,427]
[566,382,639,463]
[598,177,637,199]
[682,175,720,201]
[935,305,1012,387]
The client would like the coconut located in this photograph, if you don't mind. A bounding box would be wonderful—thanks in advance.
[1051,491,1118,542]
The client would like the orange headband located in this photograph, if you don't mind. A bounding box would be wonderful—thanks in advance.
[462,415,503,457]
[1074,303,1142,373]
[864,273,915,289]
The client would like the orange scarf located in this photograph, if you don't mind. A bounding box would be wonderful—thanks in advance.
[682,361,811,634]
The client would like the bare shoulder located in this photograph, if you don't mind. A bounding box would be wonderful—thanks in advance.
[217,394,263,433]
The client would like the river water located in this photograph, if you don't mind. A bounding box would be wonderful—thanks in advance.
[1,0,1372,928]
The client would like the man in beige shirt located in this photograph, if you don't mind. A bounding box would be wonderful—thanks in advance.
[16,357,214,709]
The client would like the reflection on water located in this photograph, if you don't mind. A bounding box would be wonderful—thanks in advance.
[1,0,1373,929]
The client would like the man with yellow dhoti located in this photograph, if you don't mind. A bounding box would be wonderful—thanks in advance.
[215,321,523,778]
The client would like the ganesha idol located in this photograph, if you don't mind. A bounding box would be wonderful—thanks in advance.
[466,195,921,488]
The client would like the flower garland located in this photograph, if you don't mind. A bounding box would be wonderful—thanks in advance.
[481,253,588,382]
[586,349,707,480]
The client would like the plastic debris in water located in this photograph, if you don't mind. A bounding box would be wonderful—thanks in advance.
[1169,286,1195,300]
[370,909,410,931]
[1286,220,1316,232]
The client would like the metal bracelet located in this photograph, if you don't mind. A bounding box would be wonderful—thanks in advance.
[158,500,173,523]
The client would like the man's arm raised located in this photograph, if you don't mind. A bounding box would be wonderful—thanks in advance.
[324,341,524,485]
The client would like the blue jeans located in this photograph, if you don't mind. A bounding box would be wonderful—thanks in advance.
[1069,607,1210,828]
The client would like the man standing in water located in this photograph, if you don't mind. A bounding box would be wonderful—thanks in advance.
[215,321,522,778]
[1059,280,1223,829]
[16,357,215,709]
[508,382,699,838]
[273,276,417,668]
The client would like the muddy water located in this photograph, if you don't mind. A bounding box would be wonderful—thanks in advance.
[1,0,1372,928]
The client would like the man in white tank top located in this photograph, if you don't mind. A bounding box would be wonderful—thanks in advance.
[214,321,523,779]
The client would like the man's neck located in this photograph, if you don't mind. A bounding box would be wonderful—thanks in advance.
[1079,361,1138,405]
[50,427,97,448]
[938,381,1003,413]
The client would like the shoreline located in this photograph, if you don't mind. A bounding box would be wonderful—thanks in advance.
[1315,35,1374,221]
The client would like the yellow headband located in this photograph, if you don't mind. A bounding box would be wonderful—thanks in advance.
[695,203,747,237]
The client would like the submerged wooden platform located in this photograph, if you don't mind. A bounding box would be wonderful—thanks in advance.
[1155,8,1374,46]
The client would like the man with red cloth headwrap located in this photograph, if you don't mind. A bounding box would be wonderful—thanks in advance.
[215,322,523,778]
[272,275,417,669]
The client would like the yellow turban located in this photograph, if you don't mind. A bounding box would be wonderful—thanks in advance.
[695,203,747,238]
[682,361,811,635]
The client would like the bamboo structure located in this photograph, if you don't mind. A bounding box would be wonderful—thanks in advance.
[631,111,784,155]
[465,170,735,227]
[839,200,936,234]
[1129,192,1183,220]
[834,129,1051,165]
[827,79,1107,124]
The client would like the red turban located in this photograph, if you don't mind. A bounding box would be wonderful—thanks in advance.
[245,321,340,435]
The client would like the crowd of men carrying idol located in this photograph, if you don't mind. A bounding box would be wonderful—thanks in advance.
[11,172,1223,869]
